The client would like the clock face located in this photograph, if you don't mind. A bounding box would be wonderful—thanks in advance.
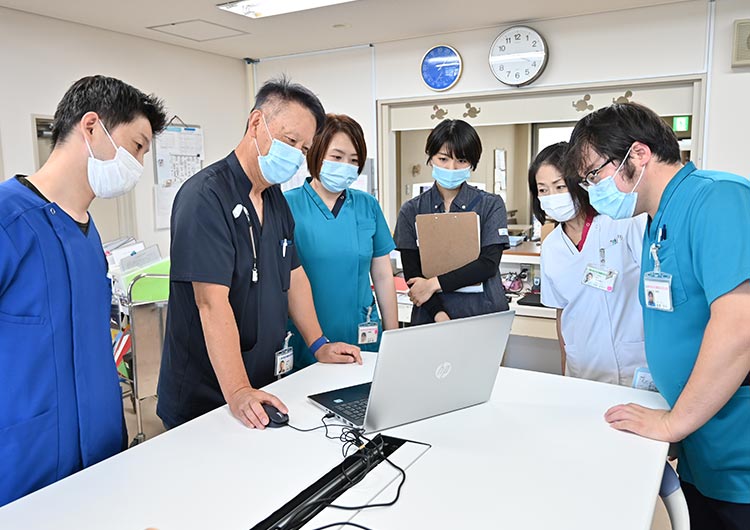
[421,45,462,91]
[489,26,548,87]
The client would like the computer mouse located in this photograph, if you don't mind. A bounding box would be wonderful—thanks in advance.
[261,403,289,428]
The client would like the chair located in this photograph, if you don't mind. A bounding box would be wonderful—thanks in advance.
[659,462,690,530]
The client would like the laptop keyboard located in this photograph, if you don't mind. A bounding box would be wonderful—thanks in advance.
[335,398,368,424]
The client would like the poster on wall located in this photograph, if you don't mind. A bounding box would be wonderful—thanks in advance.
[153,122,204,230]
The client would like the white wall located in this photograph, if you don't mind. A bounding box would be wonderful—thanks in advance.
[2,0,746,253]
[254,46,376,173]
[247,0,750,227]
[374,1,708,100]
[706,0,750,177]
[0,7,247,253]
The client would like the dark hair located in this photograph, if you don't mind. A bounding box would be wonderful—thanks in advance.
[528,142,591,224]
[51,75,167,148]
[306,114,367,179]
[252,76,326,134]
[566,102,681,181]
[425,119,482,170]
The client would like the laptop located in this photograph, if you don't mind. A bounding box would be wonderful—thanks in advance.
[308,310,515,432]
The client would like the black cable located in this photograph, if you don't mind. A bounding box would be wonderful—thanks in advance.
[287,414,353,440]
[278,440,376,530]
[328,431,407,511]
[307,523,374,530]
[278,429,407,530]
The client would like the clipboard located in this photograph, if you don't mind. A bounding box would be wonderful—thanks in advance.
[415,212,480,278]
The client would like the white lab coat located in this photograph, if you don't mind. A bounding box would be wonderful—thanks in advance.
[540,214,647,386]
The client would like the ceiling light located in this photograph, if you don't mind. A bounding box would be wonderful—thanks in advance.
[217,0,358,19]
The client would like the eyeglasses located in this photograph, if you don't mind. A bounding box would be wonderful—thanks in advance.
[580,158,614,188]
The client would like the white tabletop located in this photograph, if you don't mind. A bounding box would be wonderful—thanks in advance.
[0,353,669,530]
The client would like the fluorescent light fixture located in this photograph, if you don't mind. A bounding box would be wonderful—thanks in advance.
[217,0,357,19]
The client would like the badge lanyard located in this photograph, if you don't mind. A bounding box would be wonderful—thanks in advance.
[233,204,259,284]
[275,331,293,378]
[642,167,690,312]
[644,225,673,311]
[358,302,379,345]
[358,276,380,345]
[582,231,621,293]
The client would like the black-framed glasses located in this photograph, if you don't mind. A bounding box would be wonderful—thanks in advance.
[580,158,614,188]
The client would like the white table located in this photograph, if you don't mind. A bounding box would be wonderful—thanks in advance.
[0,353,669,530]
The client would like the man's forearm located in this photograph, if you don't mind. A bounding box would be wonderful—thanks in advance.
[198,296,251,399]
[668,287,750,440]
[288,267,324,346]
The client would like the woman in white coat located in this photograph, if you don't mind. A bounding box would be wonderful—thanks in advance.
[529,142,648,387]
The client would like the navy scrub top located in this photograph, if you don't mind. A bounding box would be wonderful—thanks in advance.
[157,152,300,428]
[394,182,510,325]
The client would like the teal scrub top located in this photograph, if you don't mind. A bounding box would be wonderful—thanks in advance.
[284,180,395,368]
[640,162,750,503]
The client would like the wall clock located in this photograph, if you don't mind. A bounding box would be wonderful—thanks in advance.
[489,26,548,87]
[421,45,462,91]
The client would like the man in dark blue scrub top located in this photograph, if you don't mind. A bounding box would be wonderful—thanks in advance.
[567,102,750,529]
[158,78,361,431]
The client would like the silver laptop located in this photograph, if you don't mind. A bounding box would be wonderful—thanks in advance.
[308,310,515,432]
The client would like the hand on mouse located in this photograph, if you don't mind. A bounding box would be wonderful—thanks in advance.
[227,386,288,430]
[315,342,362,365]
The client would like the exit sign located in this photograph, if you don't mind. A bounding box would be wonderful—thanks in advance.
[672,116,690,132]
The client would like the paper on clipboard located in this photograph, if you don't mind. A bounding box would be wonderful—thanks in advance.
[415,212,482,292]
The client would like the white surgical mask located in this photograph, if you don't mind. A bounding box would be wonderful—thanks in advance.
[539,192,577,222]
[84,121,144,199]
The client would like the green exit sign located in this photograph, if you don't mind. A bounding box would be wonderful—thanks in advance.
[672,116,690,132]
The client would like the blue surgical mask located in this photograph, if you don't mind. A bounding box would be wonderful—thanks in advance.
[432,165,470,190]
[319,160,359,193]
[587,149,645,220]
[254,114,305,185]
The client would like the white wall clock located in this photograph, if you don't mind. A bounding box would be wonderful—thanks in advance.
[489,26,548,87]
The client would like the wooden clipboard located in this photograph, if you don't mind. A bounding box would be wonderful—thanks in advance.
[415,212,480,278]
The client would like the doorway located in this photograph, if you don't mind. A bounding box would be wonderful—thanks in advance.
[378,75,705,228]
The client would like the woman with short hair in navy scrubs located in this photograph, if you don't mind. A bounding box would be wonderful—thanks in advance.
[284,114,398,369]
[394,119,510,326]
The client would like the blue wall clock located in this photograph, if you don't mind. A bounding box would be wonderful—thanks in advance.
[421,45,463,92]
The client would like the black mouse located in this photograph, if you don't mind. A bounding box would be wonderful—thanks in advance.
[261,403,289,428]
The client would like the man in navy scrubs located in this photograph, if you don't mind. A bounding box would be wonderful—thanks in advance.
[158,78,361,430]
[0,75,166,506]
[567,102,750,529]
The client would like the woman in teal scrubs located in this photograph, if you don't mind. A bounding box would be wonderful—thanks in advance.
[285,114,398,369]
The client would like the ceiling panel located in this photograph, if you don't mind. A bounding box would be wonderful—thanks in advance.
[0,0,691,59]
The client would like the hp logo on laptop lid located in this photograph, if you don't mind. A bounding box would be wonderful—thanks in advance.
[435,362,452,380]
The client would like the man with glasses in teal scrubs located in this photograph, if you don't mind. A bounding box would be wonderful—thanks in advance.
[567,102,750,529]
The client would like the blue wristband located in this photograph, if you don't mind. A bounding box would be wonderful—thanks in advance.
[309,335,329,356]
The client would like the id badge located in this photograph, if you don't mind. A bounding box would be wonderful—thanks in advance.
[633,367,658,392]
[644,272,673,312]
[358,321,379,345]
[274,347,293,377]
[582,264,618,293]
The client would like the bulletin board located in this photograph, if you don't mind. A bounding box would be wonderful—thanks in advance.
[153,118,204,230]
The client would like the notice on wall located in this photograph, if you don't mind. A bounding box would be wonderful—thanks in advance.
[153,124,204,230]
